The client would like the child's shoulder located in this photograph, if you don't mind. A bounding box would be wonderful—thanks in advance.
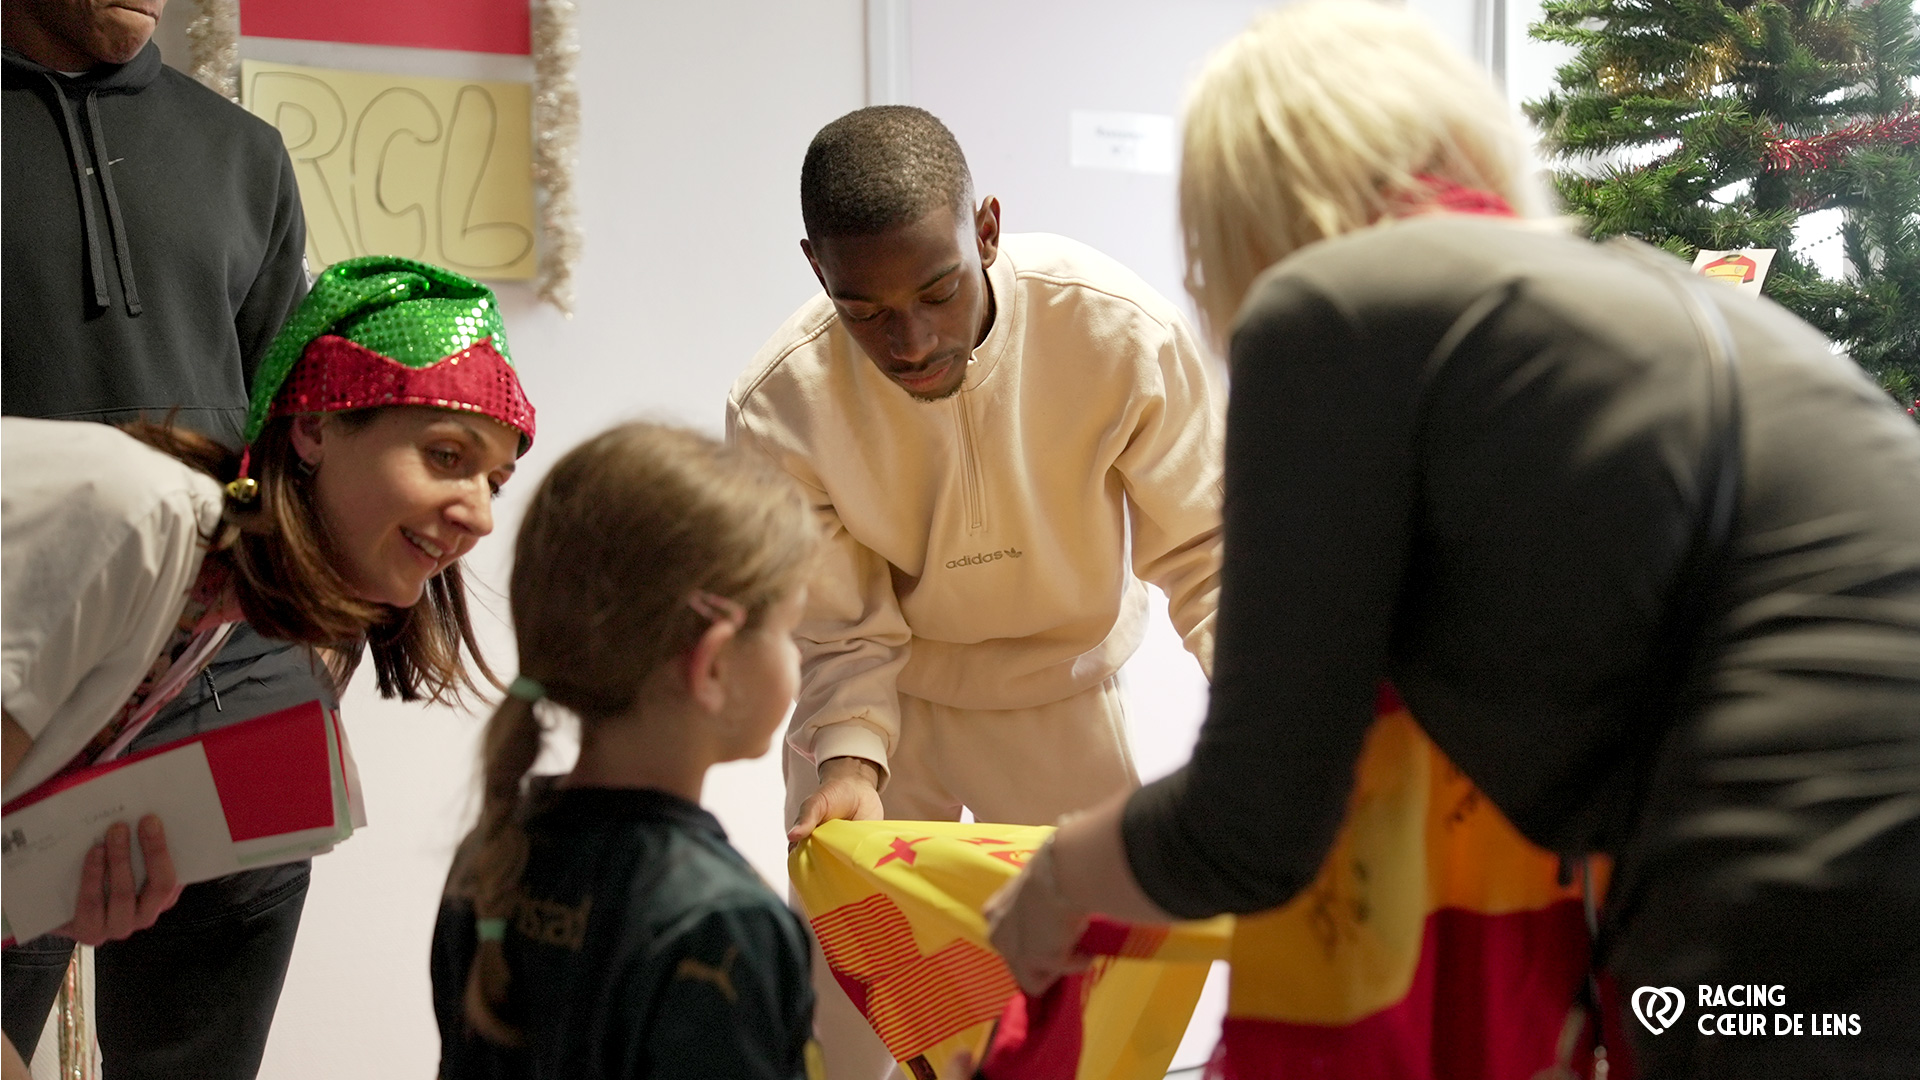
[529,786,796,936]
[642,823,801,942]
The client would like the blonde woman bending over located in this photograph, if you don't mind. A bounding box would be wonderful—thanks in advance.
[985,3,1920,1078]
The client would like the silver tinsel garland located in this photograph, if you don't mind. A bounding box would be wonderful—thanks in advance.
[186,0,240,100]
[531,0,582,316]
[53,946,96,1080]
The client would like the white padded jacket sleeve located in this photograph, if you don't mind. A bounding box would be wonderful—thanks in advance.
[2,420,220,801]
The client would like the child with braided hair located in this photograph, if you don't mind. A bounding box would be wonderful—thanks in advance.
[431,421,824,1080]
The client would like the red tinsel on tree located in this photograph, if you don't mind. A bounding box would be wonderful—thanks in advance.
[1764,109,1920,173]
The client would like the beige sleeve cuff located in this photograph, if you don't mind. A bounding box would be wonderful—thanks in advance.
[804,722,893,790]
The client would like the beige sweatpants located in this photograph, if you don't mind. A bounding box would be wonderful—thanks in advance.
[786,675,1140,1080]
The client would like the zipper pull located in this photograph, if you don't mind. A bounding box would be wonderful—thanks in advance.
[204,669,223,712]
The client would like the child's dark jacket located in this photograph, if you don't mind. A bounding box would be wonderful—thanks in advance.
[433,787,818,1080]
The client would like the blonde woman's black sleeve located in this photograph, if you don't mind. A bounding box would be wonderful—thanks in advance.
[1121,273,1419,919]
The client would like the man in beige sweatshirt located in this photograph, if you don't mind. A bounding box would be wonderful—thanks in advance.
[727,105,1222,1078]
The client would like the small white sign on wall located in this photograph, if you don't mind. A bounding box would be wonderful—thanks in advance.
[1070,110,1176,175]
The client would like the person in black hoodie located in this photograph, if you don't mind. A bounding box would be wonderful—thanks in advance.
[2,2,322,1078]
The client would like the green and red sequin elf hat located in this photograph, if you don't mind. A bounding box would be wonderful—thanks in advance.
[227,256,535,500]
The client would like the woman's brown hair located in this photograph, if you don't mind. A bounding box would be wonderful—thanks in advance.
[123,414,495,703]
[447,421,819,1044]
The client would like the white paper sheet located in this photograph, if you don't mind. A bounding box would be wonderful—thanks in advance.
[2,744,241,943]
[336,708,368,830]
[1070,110,1177,175]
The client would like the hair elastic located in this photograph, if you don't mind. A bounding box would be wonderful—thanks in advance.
[507,675,545,702]
[687,591,746,626]
[476,917,507,942]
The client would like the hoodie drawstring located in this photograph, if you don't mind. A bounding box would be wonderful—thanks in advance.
[84,91,142,316]
[43,72,112,312]
[39,73,142,317]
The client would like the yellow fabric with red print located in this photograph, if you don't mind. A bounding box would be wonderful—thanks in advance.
[1214,694,1611,1080]
[790,818,1230,1080]
[793,690,1609,1080]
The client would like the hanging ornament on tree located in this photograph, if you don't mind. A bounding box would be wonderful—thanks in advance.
[1693,248,1778,297]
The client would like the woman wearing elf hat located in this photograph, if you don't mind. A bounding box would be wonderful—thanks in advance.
[985,3,1920,1078]
[1,256,534,1071]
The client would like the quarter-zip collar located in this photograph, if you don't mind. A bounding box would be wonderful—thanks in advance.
[4,41,161,317]
[962,241,1020,392]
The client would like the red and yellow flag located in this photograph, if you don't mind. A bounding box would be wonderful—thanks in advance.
[793,687,1613,1080]
[791,819,1229,1080]
[1210,688,1611,1080]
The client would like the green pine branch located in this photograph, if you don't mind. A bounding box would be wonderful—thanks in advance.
[1528,0,1920,414]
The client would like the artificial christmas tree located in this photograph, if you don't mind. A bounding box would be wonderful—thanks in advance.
[1527,0,1920,414]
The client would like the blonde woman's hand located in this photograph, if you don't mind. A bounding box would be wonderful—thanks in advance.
[987,792,1174,996]
[59,815,183,946]
[787,757,884,845]
[983,838,1092,996]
